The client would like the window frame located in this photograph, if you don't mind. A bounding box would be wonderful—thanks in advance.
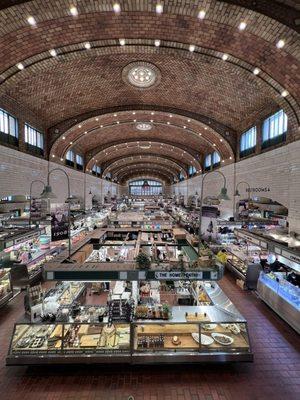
[0,108,19,146]
[24,123,44,155]
[262,110,287,149]
[240,126,257,158]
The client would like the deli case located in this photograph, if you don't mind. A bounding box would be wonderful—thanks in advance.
[7,304,253,365]
[0,268,13,308]
[257,271,300,334]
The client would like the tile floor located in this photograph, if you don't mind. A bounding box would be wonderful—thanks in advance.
[0,273,299,400]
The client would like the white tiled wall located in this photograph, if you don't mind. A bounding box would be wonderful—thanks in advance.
[0,146,120,209]
[172,140,300,234]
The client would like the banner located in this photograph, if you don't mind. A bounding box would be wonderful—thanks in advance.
[50,203,69,242]
[30,198,47,220]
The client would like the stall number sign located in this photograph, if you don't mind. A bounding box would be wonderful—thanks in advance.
[246,187,271,193]
[155,271,203,280]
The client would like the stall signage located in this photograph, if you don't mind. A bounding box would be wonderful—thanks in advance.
[155,271,203,280]
[50,203,69,242]
[235,230,266,248]
[281,250,300,266]
[246,187,271,193]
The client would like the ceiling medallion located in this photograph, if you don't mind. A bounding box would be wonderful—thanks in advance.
[123,61,161,89]
[136,122,153,131]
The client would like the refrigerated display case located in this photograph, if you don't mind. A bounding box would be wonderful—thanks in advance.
[257,271,300,333]
[0,268,13,308]
[225,245,263,289]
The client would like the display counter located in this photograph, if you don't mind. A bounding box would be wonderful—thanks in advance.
[11,246,59,287]
[257,271,300,334]
[226,246,262,289]
[0,268,13,308]
[7,279,253,365]
[7,318,252,365]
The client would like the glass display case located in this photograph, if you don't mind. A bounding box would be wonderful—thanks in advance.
[225,245,263,289]
[7,320,252,365]
[0,268,13,307]
[226,250,248,278]
[257,271,300,334]
[9,322,130,358]
[259,272,300,309]
[132,322,250,354]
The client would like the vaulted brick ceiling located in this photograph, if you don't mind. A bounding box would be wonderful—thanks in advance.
[0,0,299,183]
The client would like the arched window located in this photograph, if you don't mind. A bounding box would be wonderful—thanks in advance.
[92,165,101,177]
[204,151,220,171]
[129,180,163,196]
[188,165,196,177]
[262,109,288,148]
[240,126,257,157]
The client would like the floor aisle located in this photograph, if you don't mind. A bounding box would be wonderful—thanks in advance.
[0,273,299,400]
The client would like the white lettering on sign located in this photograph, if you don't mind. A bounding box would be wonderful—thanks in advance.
[282,250,300,265]
[155,271,203,280]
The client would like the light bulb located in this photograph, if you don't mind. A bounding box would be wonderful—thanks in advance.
[239,21,247,31]
[27,16,36,26]
[49,49,57,57]
[70,6,78,16]
[198,10,206,20]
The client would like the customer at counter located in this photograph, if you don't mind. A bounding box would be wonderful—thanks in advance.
[269,258,285,272]
[216,249,228,265]
[286,271,300,287]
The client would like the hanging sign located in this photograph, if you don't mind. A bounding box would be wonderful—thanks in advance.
[50,203,69,242]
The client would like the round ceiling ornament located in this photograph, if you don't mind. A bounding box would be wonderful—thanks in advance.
[122,61,161,89]
[136,122,153,131]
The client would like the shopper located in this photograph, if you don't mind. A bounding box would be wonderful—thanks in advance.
[216,249,228,264]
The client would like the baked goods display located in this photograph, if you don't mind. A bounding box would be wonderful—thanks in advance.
[11,323,130,354]
[63,323,130,351]
[137,334,165,349]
